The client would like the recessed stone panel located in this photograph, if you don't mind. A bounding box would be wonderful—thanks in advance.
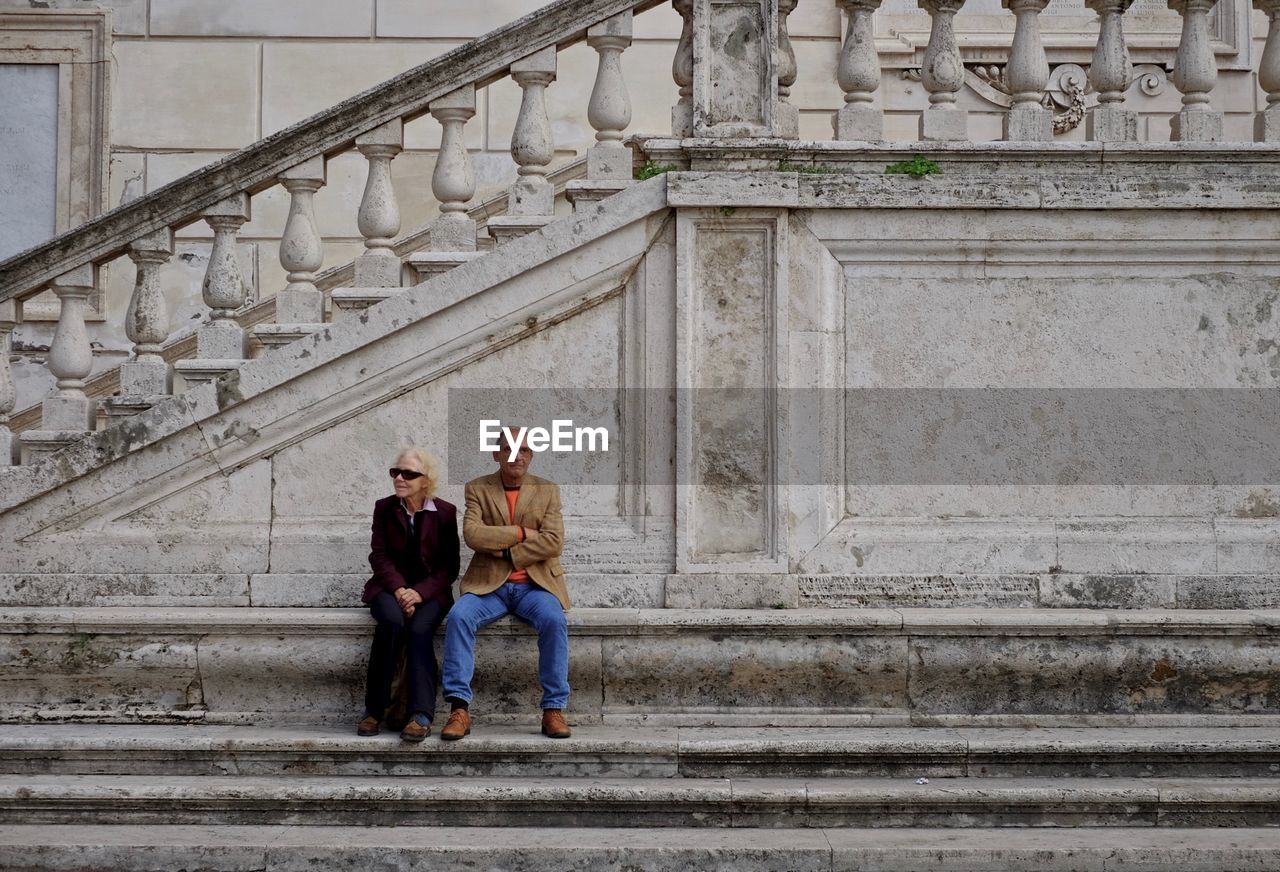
[151,0,374,37]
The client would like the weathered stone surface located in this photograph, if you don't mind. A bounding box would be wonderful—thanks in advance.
[0,575,250,607]
[908,635,1280,715]
[150,0,374,36]
[1039,574,1177,609]
[799,574,1040,608]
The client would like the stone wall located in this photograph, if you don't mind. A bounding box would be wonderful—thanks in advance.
[3,0,1274,411]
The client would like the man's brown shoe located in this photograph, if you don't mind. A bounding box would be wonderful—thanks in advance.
[440,708,470,741]
[541,709,571,739]
[356,715,380,737]
[399,717,431,743]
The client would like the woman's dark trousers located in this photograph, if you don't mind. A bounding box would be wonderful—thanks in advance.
[365,591,446,722]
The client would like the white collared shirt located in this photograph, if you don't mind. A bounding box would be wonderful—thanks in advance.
[399,497,437,535]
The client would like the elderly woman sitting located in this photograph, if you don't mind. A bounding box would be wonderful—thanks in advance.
[357,447,459,741]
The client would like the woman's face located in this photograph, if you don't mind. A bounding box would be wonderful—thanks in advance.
[392,453,430,503]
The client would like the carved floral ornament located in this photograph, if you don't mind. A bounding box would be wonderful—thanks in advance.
[902,61,1169,132]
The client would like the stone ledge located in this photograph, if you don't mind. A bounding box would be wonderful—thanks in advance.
[0,773,1277,828]
[3,607,1276,636]
[4,825,1280,872]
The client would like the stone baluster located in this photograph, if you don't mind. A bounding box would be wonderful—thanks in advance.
[19,264,98,463]
[1256,0,1280,141]
[1086,0,1137,141]
[1167,0,1223,141]
[1002,0,1052,140]
[104,229,175,419]
[402,86,484,288]
[355,120,403,288]
[0,300,15,465]
[586,11,634,179]
[175,193,251,388]
[776,0,800,138]
[331,121,408,322]
[917,0,968,140]
[257,156,328,348]
[488,47,558,246]
[835,0,885,141]
[672,0,695,137]
[568,12,637,214]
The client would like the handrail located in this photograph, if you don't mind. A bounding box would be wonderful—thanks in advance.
[0,0,665,305]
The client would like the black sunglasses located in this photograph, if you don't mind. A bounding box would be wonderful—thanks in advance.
[389,467,425,481]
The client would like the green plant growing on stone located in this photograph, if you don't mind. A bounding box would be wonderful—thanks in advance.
[884,154,942,178]
[719,206,737,217]
[635,160,678,181]
[771,602,789,609]
[777,161,839,174]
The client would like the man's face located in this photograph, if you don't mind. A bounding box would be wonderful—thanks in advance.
[494,430,533,478]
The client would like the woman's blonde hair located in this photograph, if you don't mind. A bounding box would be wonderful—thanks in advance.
[392,446,439,498]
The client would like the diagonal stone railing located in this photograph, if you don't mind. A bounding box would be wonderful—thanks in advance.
[0,0,662,305]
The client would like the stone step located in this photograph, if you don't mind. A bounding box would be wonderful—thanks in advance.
[6,825,1280,871]
[2,725,1278,779]
[2,607,1277,725]
[1,773,1278,828]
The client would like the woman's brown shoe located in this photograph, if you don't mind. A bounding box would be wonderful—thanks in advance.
[356,715,380,737]
[440,708,471,740]
[541,709,571,738]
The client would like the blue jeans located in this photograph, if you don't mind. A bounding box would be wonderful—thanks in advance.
[442,582,570,710]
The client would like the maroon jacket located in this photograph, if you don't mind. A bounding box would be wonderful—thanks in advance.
[361,495,460,606]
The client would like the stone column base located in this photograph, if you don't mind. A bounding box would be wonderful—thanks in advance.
[19,429,89,464]
[1256,106,1280,143]
[252,324,324,350]
[352,251,403,289]
[118,359,170,398]
[835,104,883,141]
[429,214,478,252]
[1087,105,1138,142]
[41,395,96,431]
[1171,109,1223,142]
[196,320,247,361]
[406,251,486,284]
[587,145,634,180]
[1003,104,1053,141]
[0,428,13,466]
[775,102,800,140]
[566,180,632,213]
[487,216,555,246]
[507,176,554,216]
[329,288,401,323]
[102,396,165,420]
[275,289,324,325]
[174,359,247,389]
[920,108,968,141]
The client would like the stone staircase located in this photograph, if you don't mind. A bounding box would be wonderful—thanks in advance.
[1,0,1280,868]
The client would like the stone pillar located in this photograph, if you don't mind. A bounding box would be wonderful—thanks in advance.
[1168,0,1223,142]
[488,47,558,245]
[20,264,98,463]
[692,0,789,138]
[569,12,637,214]
[0,300,15,465]
[255,157,328,348]
[834,0,885,141]
[402,86,485,289]
[1002,0,1052,140]
[175,193,251,388]
[105,228,175,419]
[1256,0,1280,141]
[354,119,403,289]
[1086,0,1138,142]
[587,11,634,179]
[331,121,406,323]
[918,0,968,141]
[675,209,786,578]
[672,0,695,137]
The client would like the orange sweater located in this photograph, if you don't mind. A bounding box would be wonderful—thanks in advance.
[504,487,529,582]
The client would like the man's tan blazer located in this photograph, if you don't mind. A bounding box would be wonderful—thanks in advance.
[460,472,569,610]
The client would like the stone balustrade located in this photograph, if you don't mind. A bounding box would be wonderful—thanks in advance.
[0,0,1278,466]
